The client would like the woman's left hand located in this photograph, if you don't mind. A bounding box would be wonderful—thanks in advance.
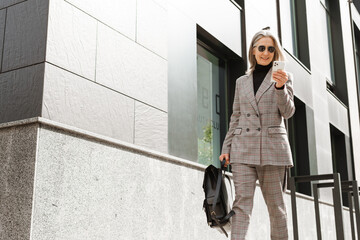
[272,70,288,88]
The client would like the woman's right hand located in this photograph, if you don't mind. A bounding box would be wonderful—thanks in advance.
[219,153,230,167]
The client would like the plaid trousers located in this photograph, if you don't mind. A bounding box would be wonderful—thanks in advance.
[231,163,288,240]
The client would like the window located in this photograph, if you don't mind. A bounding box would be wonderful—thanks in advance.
[197,45,224,167]
[288,97,311,196]
[288,0,311,69]
[320,0,335,84]
[321,0,349,105]
[330,124,350,206]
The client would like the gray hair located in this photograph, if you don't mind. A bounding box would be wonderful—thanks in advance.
[247,29,286,74]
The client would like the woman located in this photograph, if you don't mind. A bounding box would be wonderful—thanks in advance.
[219,29,295,240]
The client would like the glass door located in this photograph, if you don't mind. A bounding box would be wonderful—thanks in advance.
[197,44,224,167]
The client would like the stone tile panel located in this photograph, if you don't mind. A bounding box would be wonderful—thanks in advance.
[96,23,167,111]
[134,101,168,153]
[47,0,97,80]
[137,0,167,59]
[43,63,135,143]
[65,0,136,40]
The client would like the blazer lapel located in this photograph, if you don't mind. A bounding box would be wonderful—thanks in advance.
[242,73,259,115]
[255,69,273,103]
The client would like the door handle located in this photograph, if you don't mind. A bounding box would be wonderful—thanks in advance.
[216,94,220,115]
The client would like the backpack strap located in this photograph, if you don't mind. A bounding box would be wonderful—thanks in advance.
[222,174,236,223]
[211,161,227,214]
[219,210,235,224]
[211,213,229,238]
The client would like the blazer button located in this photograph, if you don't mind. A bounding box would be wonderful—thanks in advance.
[256,114,259,117]
[246,128,250,132]
[247,113,250,117]
[257,128,261,131]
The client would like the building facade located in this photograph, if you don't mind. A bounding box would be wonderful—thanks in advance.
[1,0,360,239]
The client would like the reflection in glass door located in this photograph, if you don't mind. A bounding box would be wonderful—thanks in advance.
[197,45,223,167]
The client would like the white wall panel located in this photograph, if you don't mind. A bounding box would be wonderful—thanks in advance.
[311,68,333,178]
[284,53,313,108]
[96,23,167,111]
[152,0,168,10]
[327,93,349,135]
[137,0,167,59]
[43,63,135,143]
[64,0,136,40]
[47,0,97,81]
[134,101,168,153]
[167,0,241,56]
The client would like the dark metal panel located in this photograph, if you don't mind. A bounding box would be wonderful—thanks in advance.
[354,0,360,13]
[2,0,48,72]
[0,64,44,123]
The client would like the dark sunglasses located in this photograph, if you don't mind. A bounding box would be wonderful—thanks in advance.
[255,45,276,53]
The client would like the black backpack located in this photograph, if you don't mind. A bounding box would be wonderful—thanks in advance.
[202,163,235,237]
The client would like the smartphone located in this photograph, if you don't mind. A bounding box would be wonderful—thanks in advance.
[271,61,286,83]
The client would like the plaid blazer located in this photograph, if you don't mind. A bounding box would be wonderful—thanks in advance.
[221,69,295,166]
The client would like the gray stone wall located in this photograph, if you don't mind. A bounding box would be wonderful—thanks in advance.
[32,124,354,239]
[0,120,356,239]
[0,123,38,240]
[31,125,214,239]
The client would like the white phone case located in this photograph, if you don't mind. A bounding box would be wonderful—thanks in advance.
[271,61,286,83]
